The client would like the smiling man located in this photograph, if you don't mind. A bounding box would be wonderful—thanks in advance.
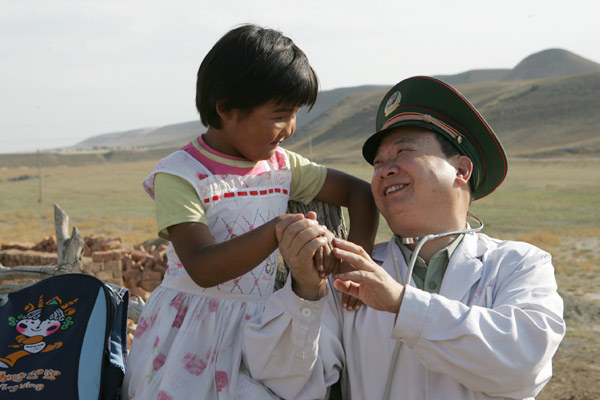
[243,76,566,400]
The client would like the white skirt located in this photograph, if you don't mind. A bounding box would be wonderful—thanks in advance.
[122,285,279,399]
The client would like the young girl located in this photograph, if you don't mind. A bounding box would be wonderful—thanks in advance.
[122,24,378,399]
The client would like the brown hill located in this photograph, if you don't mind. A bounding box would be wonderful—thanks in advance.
[74,85,389,151]
[72,48,599,158]
[2,48,599,168]
[462,73,600,157]
[503,48,600,81]
[286,71,600,162]
[72,49,598,153]
[286,49,600,161]
[434,48,600,85]
[75,121,204,150]
[434,69,510,85]
[284,89,388,158]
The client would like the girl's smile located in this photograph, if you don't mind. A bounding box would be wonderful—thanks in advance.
[204,101,299,161]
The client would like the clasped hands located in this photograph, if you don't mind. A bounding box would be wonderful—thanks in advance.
[275,212,404,314]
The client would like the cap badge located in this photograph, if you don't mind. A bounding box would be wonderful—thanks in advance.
[384,91,402,116]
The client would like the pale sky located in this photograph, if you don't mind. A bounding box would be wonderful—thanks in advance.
[1,0,599,154]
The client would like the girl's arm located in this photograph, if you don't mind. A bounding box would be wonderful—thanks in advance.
[315,168,378,255]
[168,214,317,288]
[314,168,379,310]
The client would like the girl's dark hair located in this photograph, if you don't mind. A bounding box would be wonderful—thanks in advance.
[196,24,319,128]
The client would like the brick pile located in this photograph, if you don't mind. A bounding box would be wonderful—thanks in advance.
[0,247,58,267]
[32,235,58,252]
[1,235,170,348]
[0,234,169,303]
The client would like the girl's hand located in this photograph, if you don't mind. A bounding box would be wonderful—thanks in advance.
[316,227,339,278]
[316,228,363,311]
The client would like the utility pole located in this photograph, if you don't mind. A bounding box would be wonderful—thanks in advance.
[37,149,42,203]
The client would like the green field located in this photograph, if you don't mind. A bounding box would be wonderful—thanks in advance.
[1,157,598,291]
[1,157,599,399]
[0,160,158,244]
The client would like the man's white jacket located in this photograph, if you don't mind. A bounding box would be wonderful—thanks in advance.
[243,232,566,400]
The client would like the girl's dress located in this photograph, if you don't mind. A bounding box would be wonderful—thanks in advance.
[123,140,301,399]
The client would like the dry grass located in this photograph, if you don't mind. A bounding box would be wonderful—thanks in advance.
[2,158,598,274]
[1,156,599,400]
[0,160,157,244]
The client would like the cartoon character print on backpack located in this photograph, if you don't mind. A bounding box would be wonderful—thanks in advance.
[0,294,78,369]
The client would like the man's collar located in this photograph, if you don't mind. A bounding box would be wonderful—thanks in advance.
[396,234,464,267]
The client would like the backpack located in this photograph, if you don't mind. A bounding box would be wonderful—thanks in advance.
[0,273,129,399]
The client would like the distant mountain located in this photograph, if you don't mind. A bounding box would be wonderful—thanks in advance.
[75,86,389,151]
[503,48,600,81]
[296,85,389,126]
[434,69,510,85]
[434,48,600,85]
[68,48,600,161]
[466,72,600,156]
[285,89,388,155]
[287,71,600,162]
[76,121,204,149]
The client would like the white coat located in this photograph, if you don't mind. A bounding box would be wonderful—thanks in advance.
[243,232,566,400]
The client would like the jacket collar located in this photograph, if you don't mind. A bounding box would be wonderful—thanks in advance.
[438,232,484,301]
[383,232,486,301]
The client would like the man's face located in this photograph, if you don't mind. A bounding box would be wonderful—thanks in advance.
[370,127,460,236]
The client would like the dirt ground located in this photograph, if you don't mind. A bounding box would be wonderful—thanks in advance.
[536,237,600,400]
[538,296,600,400]
[1,225,597,400]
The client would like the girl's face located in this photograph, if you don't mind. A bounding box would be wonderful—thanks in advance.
[208,101,300,161]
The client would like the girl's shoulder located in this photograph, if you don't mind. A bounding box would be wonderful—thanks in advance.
[143,149,208,199]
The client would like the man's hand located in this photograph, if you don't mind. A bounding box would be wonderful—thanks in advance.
[338,261,364,311]
[332,238,405,314]
[275,212,329,301]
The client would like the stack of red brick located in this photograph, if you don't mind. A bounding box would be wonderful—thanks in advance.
[0,242,58,267]
[0,234,168,302]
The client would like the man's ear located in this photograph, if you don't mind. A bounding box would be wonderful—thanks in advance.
[455,155,473,187]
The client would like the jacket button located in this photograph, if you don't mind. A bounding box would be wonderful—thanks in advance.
[302,308,312,317]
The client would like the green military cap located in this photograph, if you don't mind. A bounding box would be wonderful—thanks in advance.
[362,76,508,200]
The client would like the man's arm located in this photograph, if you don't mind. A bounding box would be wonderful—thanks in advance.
[243,277,344,399]
[243,214,344,399]
[332,238,566,398]
[394,246,565,398]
